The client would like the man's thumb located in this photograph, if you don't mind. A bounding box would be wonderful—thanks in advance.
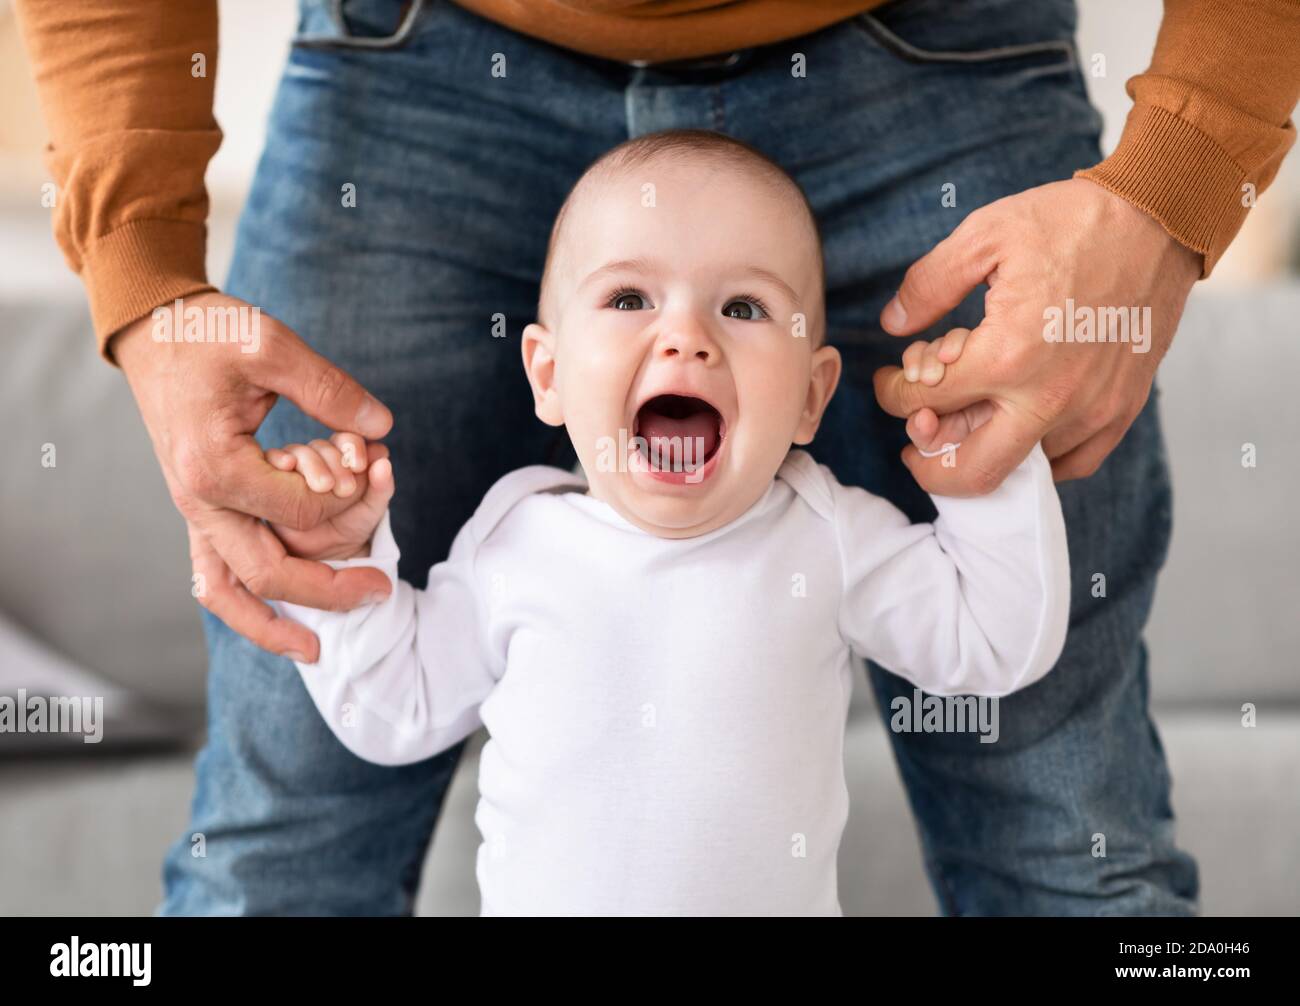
[258,325,393,439]
[881,216,999,336]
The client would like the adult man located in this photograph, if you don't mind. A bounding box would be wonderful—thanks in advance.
[15,0,1299,914]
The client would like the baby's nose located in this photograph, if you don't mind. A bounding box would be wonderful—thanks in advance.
[658,318,715,362]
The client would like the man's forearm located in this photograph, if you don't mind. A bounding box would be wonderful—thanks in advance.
[13,0,223,361]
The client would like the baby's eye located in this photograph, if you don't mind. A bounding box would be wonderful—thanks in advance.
[606,288,648,311]
[722,296,771,321]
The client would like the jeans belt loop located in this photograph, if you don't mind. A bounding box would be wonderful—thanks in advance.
[627,50,745,73]
[296,0,426,49]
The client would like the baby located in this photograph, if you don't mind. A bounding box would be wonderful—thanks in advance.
[265,129,1070,916]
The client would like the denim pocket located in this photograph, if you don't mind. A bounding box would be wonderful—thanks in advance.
[292,0,437,51]
[853,3,1076,74]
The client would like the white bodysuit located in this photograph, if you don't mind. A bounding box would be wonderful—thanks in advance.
[277,445,1070,916]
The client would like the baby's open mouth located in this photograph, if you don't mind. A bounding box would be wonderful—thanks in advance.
[633,394,724,473]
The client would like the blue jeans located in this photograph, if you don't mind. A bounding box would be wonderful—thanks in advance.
[161,0,1198,915]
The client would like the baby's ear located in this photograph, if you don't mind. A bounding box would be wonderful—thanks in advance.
[521,323,564,427]
[793,344,842,446]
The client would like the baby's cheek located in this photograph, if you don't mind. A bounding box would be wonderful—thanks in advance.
[563,402,616,468]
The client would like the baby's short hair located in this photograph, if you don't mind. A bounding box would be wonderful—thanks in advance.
[538,128,826,343]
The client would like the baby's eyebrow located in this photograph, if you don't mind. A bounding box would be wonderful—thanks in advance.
[741,266,802,310]
[579,257,802,309]
[579,256,659,288]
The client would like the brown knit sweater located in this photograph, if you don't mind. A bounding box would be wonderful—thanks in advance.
[12,0,1300,363]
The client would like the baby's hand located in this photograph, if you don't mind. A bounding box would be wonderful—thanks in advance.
[897,324,993,473]
[900,326,970,386]
[905,400,994,460]
[265,433,395,561]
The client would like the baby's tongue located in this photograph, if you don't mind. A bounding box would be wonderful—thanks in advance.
[638,404,719,470]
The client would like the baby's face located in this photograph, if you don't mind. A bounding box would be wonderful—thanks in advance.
[522,158,841,538]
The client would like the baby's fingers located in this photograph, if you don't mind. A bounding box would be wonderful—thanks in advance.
[367,457,395,509]
[936,326,970,364]
[330,432,368,473]
[918,341,947,386]
[902,340,929,383]
[338,457,396,535]
[902,339,949,387]
[286,444,335,494]
[267,447,297,472]
[906,408,942,453]
[309,439,358,498]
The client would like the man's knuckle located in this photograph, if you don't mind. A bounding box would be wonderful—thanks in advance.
[1034,381,1074,422]
[1002,339,1040,379]
[899,259,940,311]
[312,365,350,408]
[959,210,1002,259]
[977,337,1018,384]
[904,381,932,417]
[1074,455,1103,479]
[955,211,990,248]
[1083,400,1115,431]
[983,357,1015,389]
[175,445,217,498]
[288,491,325,532]
[242,564,279,599]
[1108,386,1145,427]
[173,490,202,521]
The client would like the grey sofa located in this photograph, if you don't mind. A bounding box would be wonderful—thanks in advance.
[1,286,1297,916]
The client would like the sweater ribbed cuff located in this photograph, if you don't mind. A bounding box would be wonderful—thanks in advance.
[1076,102,1246,278]
[79,218,216,366]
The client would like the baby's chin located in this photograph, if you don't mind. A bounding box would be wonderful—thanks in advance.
[618,495,728,539]
[590,472,763,540]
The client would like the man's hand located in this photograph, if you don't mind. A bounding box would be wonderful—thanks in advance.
[114,292,395,662]
[873,178,1201,495]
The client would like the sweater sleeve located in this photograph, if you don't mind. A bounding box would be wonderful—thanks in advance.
[272,510,503,766]
[833,443,1070,697]
[13,0,222,362]
[1076,0,1300,277]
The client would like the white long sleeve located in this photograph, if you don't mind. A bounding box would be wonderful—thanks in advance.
[267,450,1069,914]
[274,509,500,766]
[825,442,1070,696]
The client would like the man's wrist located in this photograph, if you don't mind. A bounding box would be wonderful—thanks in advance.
[106,316,153,374]
[78,219,215,364]
[1073,99,1241,279]
[1083,177,1203,286]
